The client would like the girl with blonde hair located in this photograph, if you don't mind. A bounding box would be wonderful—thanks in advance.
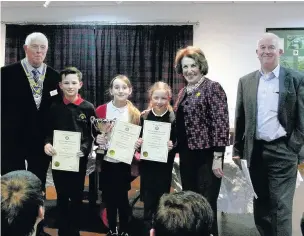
[138,81,176,224]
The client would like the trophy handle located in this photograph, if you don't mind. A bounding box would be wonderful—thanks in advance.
[90,116,96,123]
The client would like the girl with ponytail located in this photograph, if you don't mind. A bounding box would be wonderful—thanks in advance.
[95,75,141,236]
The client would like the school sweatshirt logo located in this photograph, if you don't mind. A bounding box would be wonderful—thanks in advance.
[79,113,86,120]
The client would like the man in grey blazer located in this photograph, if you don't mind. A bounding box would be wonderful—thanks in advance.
[233,33,304,236]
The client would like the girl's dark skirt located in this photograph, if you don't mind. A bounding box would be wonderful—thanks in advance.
[100,160,131,203]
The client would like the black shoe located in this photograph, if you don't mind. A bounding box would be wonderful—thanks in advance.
[58,230,68,236]
[58,228,80,236]
[69,230,80,236]
[58,230,80,236]
[37,230,51,236]
[119,232,130,236]
[106,229,118,236]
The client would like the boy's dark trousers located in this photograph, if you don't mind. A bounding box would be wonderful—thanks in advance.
[52,165,86,235]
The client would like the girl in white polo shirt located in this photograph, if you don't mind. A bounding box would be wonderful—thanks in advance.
[95,75,141,236]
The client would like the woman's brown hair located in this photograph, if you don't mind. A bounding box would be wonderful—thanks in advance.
[174,46,209,76]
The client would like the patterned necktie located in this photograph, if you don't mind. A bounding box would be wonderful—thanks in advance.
[32,69,40,83]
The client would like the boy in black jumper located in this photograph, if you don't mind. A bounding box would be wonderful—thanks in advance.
[44,67,95,236]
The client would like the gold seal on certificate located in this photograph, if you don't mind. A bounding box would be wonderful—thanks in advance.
[141,120,171,163]
[143,151,148,157]
[52,130,81,172]
[109,150,116,156]
[106,120,141,165]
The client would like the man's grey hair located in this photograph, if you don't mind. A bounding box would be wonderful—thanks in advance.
[24,32,48,46]
[256,32,282,50]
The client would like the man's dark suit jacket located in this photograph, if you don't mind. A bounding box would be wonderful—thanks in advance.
[1,61,61,174]
[233,66,304,166]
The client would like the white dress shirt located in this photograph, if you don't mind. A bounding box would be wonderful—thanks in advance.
[256,65,287,141]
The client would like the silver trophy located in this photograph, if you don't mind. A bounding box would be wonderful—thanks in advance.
[90,116,116,154]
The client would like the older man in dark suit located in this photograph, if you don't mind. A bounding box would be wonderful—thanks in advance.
[1,32,61,189]
[233,33,304,236]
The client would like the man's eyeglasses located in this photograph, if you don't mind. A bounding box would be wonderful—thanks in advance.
[30,44,47,51]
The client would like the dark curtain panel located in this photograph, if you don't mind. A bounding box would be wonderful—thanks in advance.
[4,24,193,109]
[95,25,193,110]
[4,24,97,104]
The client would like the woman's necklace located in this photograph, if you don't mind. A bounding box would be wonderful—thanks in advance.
[186,76,205,94]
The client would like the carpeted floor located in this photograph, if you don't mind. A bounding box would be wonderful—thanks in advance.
[44,165,304,236]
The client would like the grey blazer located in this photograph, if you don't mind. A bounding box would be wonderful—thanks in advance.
[232,66,304,166]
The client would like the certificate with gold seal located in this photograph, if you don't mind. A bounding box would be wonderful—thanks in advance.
[106,121,141,165]
[141,120,171,163]
[52,130,81,172]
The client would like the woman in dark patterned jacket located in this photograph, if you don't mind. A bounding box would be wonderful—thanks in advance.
[174,46,230,236]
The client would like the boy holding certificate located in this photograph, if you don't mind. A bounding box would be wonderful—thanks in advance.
[138,82,176,224]
[95,75,141,236]
[44,67,95,236]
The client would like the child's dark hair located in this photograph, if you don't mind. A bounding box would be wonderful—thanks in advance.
[153,191,213,236]
[60,67,83,81]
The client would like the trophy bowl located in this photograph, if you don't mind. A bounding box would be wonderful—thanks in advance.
[90,116,116,154]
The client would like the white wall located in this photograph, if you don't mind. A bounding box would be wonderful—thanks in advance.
[1,2,304,116]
